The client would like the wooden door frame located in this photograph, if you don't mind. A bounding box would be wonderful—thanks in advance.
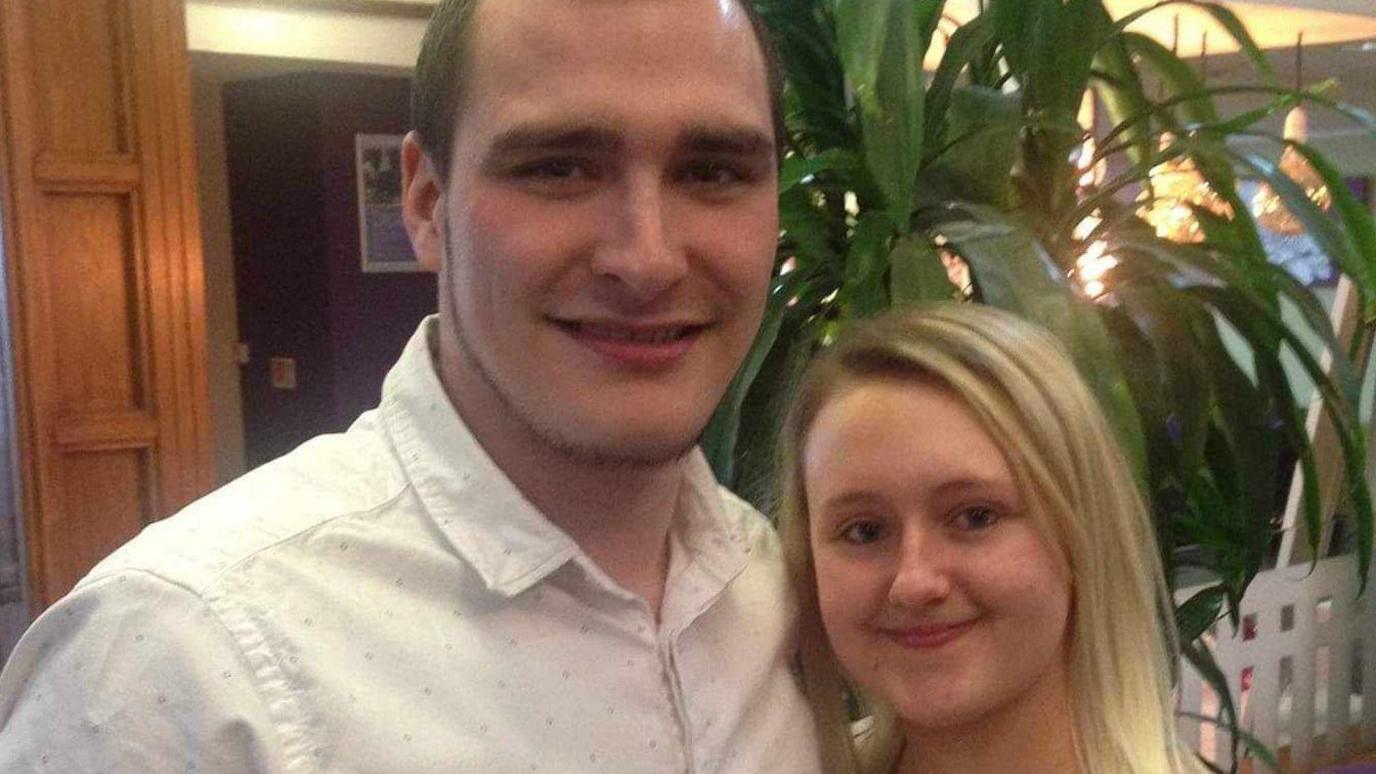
[0,0,213,613]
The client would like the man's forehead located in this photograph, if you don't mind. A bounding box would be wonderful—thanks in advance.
[455,0,772,149]
[466,0,762,80]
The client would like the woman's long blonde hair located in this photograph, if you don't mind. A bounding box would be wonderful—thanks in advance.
[778,303,1204,774]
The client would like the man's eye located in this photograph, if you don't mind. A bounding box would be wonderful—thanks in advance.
[679,160,751,186]
[951,506,999,532]
[839,519,886,545]
[512,158,590,181]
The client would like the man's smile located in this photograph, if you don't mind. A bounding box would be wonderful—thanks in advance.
[552,318,713,368]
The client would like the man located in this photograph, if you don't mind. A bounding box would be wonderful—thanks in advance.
[0,0,822,770]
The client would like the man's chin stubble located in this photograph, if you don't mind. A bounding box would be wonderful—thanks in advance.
[439,230,707,470]
[449,313,701,469]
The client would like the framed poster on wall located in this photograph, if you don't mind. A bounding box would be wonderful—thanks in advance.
[356,133,422,273]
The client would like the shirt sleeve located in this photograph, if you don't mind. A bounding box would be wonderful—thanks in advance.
[0,570,289,772]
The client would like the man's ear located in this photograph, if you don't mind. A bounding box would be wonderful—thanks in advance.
[401,130,444,273]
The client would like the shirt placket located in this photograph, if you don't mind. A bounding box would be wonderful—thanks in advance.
[655,624,694,774]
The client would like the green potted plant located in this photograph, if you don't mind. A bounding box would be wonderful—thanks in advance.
[705,1,1376,767]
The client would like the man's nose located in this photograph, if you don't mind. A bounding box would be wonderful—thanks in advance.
[591,175,687,301]
[886,529,952,609]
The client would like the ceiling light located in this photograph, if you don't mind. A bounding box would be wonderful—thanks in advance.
[1252,33,1333,235]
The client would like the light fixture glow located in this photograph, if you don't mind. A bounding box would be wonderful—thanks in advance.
[1137,135,1234,243]
[1252,32,1332,235]
[1251,105,1332,235]
[1072,91,1107,189]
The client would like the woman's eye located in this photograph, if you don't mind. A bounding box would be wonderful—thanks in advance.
[952,506,999,532]
[839,519,886,545]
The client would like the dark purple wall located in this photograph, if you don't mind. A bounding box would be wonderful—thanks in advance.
[224,73,436,469]
[316,74,437,427]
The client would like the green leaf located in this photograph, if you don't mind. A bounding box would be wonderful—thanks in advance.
[1193,314,1280,586]
[1114,285,1213,478]
[1092,33,1155,168]
[1105,1,1277,85]
[1279,141,1376,304]
[990,0,1111,119]
[702,286,789,484]
[1192,284,1371,580]
[725,309,825,509]
[779,186,840,269]
[835,0,940,229]
[889,235,955,305]
[1120,32,1218,127]
[1178,711,1281,772]
[1180,638,1244,766]
[757,0,853,151]
[923,13,995,151]
[919,86,1022,210]
[919,205,1147,470]
[1175,585,1226,643]
[780,148,863,195]
[1228,149,1361,297]
[839,211,895,319]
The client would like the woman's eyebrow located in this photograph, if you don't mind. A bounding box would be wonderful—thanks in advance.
[817,489,883,513]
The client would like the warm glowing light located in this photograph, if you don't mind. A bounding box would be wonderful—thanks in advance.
[844,191,860,217]
[238,12,286,44]
[1251,106,1332,235]
[929,233,972,300]
[1073,236,1120,298]
[1137,135,1233,243]
[1072,91,1107,188]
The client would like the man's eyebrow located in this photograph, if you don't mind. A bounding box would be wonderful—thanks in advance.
[484,124,623,158]
[678,125,774,157]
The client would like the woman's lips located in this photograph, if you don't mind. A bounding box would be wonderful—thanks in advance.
[881,619,978,649]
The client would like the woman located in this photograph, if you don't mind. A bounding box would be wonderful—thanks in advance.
[778,303,1204,773]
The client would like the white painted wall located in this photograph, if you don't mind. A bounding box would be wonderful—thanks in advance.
[185,1,427,69]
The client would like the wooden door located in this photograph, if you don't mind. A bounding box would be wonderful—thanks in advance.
[0,0,212,611]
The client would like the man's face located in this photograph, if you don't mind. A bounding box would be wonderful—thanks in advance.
[406,0,778,466]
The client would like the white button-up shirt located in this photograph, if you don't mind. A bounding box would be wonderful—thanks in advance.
[0,317,822,773]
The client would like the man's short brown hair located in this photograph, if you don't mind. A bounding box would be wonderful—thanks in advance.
[411,0,786,181]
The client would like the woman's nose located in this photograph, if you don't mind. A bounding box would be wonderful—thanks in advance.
[886,530,953,609]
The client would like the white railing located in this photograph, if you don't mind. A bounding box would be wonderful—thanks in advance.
[1178,553,1376,772]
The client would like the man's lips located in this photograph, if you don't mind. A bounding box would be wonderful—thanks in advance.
[879,619,979,649]
[553,319,711,368]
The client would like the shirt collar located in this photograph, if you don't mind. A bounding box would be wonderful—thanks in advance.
[377,317,749,599]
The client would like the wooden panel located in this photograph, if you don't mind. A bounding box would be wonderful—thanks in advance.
[54,411,158,450]
[137,0,213,513]
[34,154,141,187]
[44,449,149,600]
[28,0,131,156]
[42,192,145,413]
[0,0,213,610]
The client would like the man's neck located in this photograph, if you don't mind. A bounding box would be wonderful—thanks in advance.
[496,438,684,616]
[436,327,685,616]
[896,661,1079,774]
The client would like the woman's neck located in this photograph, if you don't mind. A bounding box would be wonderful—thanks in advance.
[895,661,1079,774]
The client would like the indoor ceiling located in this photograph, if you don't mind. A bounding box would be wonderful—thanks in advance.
[284,0,1376,56]
[205,1,1376,134]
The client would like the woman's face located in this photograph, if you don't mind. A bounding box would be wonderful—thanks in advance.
[803,378,1073,732]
